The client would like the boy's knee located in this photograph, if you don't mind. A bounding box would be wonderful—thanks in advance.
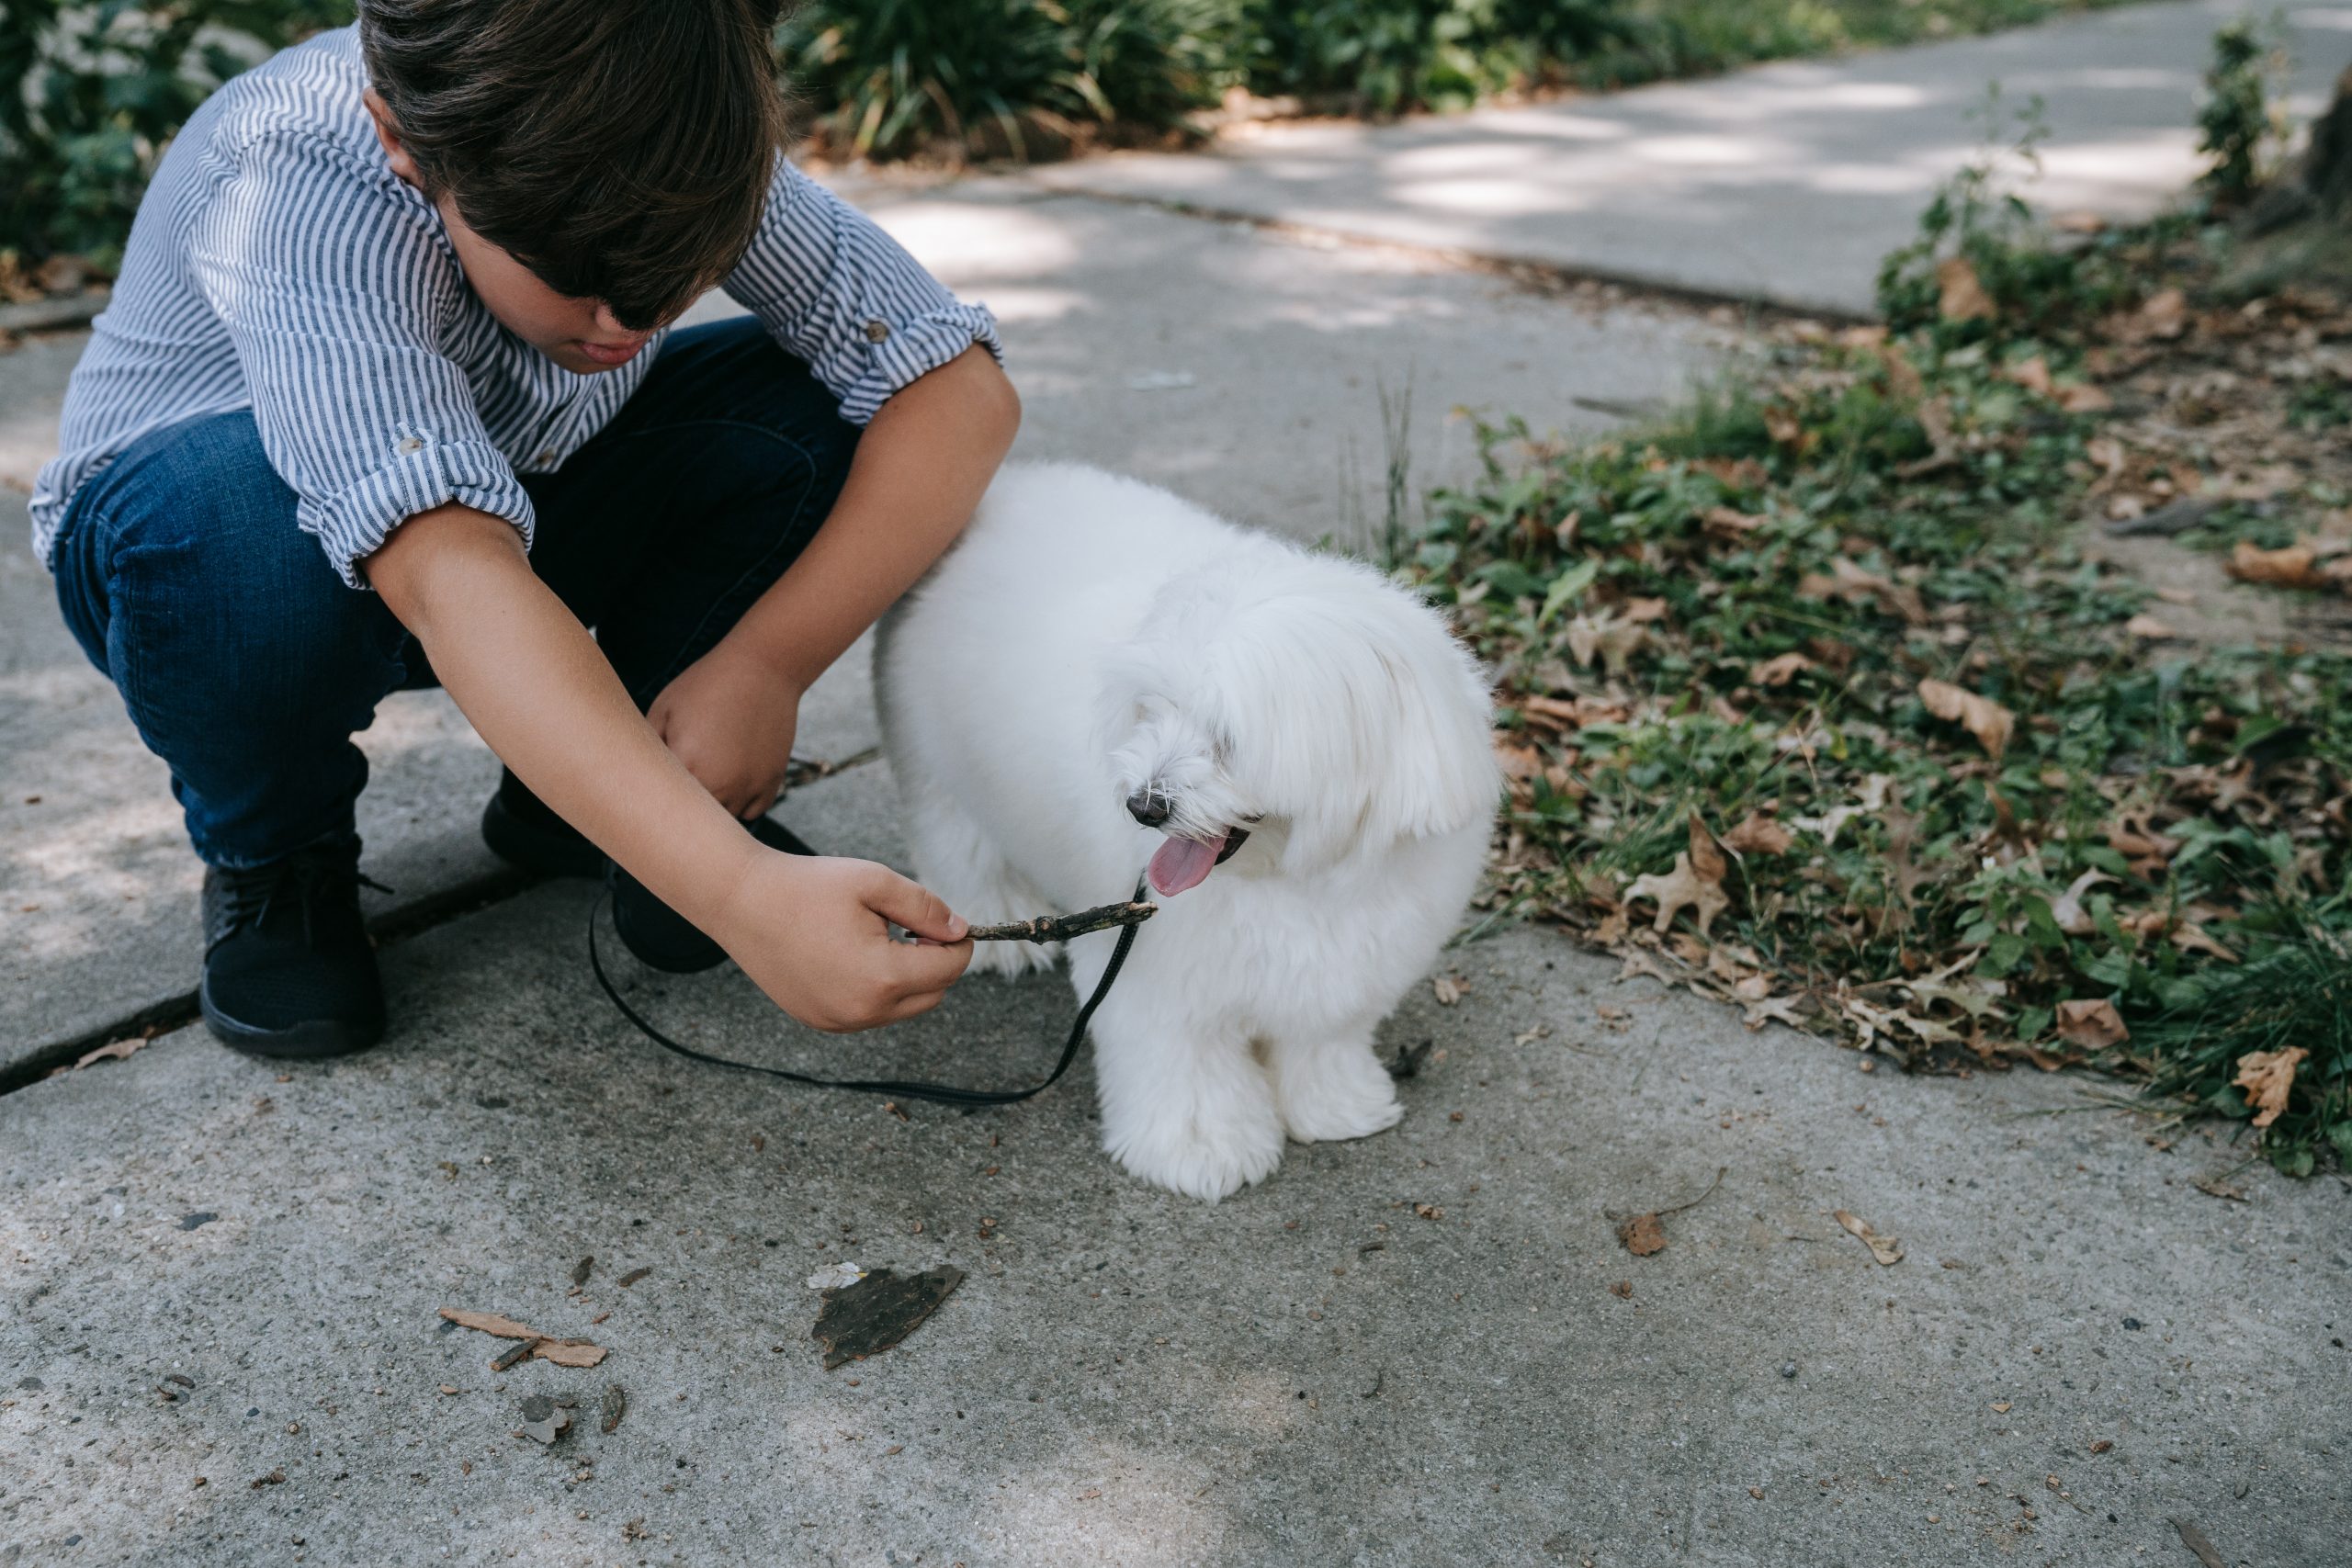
[81,413,401,690]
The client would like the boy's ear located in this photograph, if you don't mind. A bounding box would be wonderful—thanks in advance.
[362,88,424,188]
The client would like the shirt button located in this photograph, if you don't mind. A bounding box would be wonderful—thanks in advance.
[862,319,891,344]
[395,436,424,455]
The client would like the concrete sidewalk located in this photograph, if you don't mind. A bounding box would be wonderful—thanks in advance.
[1032,0,2352,316]
[4,761,2345,1566]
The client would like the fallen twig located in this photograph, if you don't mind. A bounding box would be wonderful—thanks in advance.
[968,900,1157,944]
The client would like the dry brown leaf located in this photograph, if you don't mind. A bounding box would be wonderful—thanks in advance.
[2135,288,2188,341]
[2169,922,2239,964]
[1936,256,1996,322]
[1624,813,1731,937]
[1749,651,1814,688]
[2005,355,2053,396]
[438,1309,543,1341]
[1431,975,1464,1006]
[1917,678,2015,761]
[1721,812,1793,857]
[1616,1213,1668,1257]
[2055,382,2114,414]
[1564,614,1646,675]
[1608,1280,1633,1299]
[2226,540,2330,592]
[1702,504,1766,540]
[1494,740,1544,782]
[74,1036,150,1069]
[1827,557,1930,625]
[2233,1046,2308,1130]
[2124,614,2177,640]
[1832,1210,1904,1265]
[2050,869,2112,937]
[1743,996,1808,1032]
[2053,998,2128,1051]
[437,1308,609,1369]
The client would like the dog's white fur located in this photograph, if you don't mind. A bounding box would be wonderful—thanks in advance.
[876,463,1498,1201]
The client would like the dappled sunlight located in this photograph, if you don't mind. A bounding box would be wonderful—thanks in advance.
[1033,2,2352,315]
[860,197,1081,279]
[951,284,1089,328]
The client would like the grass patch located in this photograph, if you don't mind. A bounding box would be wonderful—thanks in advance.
[1408,131,2352,1173]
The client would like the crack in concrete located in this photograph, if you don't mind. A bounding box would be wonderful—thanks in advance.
[0,747,884,1097]
[1014,182,1871,327]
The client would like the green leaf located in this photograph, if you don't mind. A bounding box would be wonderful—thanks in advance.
[1536,558,1600,627]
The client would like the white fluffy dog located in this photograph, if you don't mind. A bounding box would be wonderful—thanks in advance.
[876,463,1498,1201]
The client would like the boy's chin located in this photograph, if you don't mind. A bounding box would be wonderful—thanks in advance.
[544,344,635,376]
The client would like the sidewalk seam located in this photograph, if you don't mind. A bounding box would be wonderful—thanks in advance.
[0,749,885,1096]
[1018,182,1874,325]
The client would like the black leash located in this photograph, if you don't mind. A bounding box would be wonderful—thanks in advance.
[587,821,1146,1108]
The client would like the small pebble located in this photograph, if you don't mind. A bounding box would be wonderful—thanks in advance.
[2121,1316,2143,1331]
[519,1394,556,1424]
[1780,1362,1798,1379]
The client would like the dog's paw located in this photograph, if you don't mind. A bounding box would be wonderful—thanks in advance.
[1274,1043,1406,1145]
[1103,1101,1285,1202]
[964,938,1063,979]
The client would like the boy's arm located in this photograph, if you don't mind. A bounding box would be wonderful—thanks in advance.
[363,507,971,1032]
[648,343,1020,816]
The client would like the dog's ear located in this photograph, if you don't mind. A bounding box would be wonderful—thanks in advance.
[1215,565,1500,867]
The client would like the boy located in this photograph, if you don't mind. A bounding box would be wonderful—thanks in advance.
[30,0,1010,1057]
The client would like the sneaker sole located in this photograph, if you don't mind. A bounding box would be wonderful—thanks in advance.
[200,976,385,1060]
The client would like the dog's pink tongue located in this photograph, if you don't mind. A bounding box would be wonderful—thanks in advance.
[1148,831,1227,897]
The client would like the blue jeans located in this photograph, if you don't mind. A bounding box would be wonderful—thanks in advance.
[50,318,858,869]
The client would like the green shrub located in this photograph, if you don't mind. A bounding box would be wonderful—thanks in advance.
[1,0,351,271]
[1232,0,1629,115]
[2196,18,2287,207]
[777,0,1225,162]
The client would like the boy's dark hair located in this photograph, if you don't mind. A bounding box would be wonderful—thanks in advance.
[358,0,786,332]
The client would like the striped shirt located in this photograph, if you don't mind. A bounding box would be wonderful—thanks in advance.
[30,26,1000,589]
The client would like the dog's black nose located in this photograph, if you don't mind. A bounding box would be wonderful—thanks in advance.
[1126,789,1170,829]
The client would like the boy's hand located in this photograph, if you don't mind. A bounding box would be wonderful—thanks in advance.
[715,850,972,1032]
[649,640,802,818]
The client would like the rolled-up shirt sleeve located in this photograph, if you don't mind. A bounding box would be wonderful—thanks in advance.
[723,159,1001,426]
[186,131,533,589]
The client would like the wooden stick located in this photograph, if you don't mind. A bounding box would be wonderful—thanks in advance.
[967,900,1158,944]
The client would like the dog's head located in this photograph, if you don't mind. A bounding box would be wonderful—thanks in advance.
[1100,549,1499,896]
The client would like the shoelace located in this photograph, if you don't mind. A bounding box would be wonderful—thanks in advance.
[212,855,392,948]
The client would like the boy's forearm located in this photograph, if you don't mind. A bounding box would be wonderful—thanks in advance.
[363,503,755,922]
[720,344,1020,692]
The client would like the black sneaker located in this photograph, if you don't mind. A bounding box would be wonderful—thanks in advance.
[199,843,387,1059]
[608,815,818,975]
[480,770,605,879]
